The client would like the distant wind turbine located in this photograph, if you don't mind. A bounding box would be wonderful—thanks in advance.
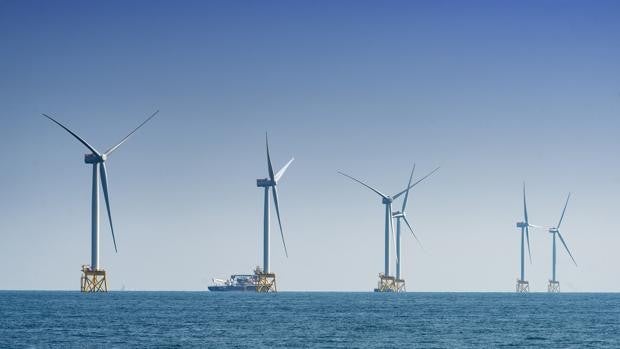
[515,183,540,292]
[392,164,428,281]
[338,166,439,278]
[547,193,577,292]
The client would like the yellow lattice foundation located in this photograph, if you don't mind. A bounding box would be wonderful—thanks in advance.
[256,272,277,293]
[374,274,398,292]
[516,279,529,293]
[395,278,406,292]
[548,280,560,293]
[80,265,108,292]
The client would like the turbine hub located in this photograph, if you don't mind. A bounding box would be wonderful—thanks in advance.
[382,197,393,204]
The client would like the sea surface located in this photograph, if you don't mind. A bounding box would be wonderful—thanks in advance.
[0,291,619,348]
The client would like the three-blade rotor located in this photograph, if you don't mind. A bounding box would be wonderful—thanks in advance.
[554,193,577,267]
[42,110,159,253]
[338,165,439,261]
[265,133,294,258]
[520,183,545,262]
[337,166,440,202]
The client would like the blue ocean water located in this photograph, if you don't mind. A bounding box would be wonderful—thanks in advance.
[0,291,618,348]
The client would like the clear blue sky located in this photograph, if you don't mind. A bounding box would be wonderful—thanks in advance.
[1,0,619,291]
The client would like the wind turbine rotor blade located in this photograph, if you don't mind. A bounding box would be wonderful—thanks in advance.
[271,186,289,258]
[104,110,159,156]
[557,230,577,267]
[274,157,294,182]
[401,163,416,212]
[402,216,423,249]
[522,183,532,263]
[390,212,398,264]
[42,113,100,156]
[99,163,118,253]
[266,133,276,182]
[392,166,440,199]
[523,182,529,224]
[525,226,532,264]
[557,193,571,229]
[337,171,387,199]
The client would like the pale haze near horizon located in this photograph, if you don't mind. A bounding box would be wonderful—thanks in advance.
[0,1,619,291]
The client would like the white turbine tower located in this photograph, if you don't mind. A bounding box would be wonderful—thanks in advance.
[255,134,293,292]
[547,193,577,293]
[392,164,430,291]
[42,111,159,292]
[338,166,439,292]
[515,183,539,293]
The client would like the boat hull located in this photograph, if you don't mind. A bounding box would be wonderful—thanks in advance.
[208,285,258,292]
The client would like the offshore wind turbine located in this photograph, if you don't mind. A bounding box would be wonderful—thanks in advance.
[392,164,428,291]
[42,110,159,292]
[255,134,294,292]
[338,166,439,292]
[515,183,539,292]
[547,193,577,292]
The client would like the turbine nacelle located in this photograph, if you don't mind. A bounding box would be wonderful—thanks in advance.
[382,197,393,204]
[516,222,527,228]
[84,153,106,164]
[256,178,276,187]
[392,211,404,218]
[549,227,559,234]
